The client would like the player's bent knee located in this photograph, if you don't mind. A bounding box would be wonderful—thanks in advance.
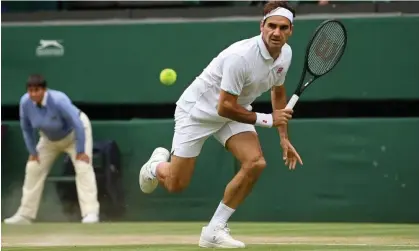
[243,156,266,174]
[251,157,267,172]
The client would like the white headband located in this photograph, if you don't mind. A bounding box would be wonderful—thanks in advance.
[263,7,294,23]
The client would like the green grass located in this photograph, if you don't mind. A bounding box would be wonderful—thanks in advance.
[3,245,419,251]
[3,222,419,236]
[2,222,419,251]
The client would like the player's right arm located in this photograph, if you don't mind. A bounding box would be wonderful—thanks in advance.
[218,90,258,124]
[217,54,257,124]
[217,55,291,127]
[19,97,37,157]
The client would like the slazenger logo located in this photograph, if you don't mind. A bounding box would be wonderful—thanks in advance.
[36,40,64,57]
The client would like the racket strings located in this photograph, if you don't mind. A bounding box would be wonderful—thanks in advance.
[308,21,346,76]
[320,23,346,71]
[310,23,345,74]
[310,23,344,72]
[310,24,344,74]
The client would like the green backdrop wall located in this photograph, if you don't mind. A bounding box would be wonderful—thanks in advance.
[2,16,419,105]
[2,118,419,223]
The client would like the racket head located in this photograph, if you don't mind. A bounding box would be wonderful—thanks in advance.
[304,19,348,78]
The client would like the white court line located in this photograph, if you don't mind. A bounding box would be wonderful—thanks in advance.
[252,242,419,247]
[308,250,419,251]
[4,241,419,248]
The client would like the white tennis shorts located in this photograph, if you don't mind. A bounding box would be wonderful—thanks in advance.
[171,106,256,158]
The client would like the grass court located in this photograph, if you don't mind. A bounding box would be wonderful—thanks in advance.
[2,222,419,251]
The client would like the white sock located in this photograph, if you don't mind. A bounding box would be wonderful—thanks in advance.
[208,202,235,230]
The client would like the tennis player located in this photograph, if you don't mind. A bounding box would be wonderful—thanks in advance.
[4,74,100,224]
[140,1,302,248]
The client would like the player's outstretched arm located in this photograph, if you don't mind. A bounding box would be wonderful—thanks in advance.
[271,85,289,140]
[271,85,303,169]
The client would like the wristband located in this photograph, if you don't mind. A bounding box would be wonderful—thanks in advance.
[255,113,273,128]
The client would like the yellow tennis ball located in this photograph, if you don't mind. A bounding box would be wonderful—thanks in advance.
[160,68,177,86]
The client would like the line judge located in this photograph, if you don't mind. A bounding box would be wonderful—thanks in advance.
[4,74,100,224]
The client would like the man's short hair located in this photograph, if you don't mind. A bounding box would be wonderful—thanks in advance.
[263,1,296,23]
[27,74,47,88]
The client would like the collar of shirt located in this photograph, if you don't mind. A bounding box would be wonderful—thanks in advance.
[257,33,284,69]
[42,91,48,106]
[33,91,48,107]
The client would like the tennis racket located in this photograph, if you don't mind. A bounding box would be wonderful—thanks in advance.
[285,19,348,110]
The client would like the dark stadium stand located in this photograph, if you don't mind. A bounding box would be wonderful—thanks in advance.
[2,1,419,22]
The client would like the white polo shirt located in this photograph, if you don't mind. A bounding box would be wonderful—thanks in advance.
[176,33,292,122]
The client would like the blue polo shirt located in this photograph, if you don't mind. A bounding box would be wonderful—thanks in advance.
[19,89,86,155]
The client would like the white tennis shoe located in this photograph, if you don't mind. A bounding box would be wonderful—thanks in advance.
[82,213,99,224]
[139,147,170,194]
[4,214,32,225]
[199,223,245,248]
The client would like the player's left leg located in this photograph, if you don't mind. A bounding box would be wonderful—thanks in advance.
[64,112,100,223]
[199,122,263,248]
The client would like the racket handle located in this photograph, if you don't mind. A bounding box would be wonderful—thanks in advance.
[285,94,300,109]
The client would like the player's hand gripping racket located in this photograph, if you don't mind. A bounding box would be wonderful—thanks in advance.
[285,19,348,109]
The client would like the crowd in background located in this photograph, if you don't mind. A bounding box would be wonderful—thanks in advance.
[2,1,393,13]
